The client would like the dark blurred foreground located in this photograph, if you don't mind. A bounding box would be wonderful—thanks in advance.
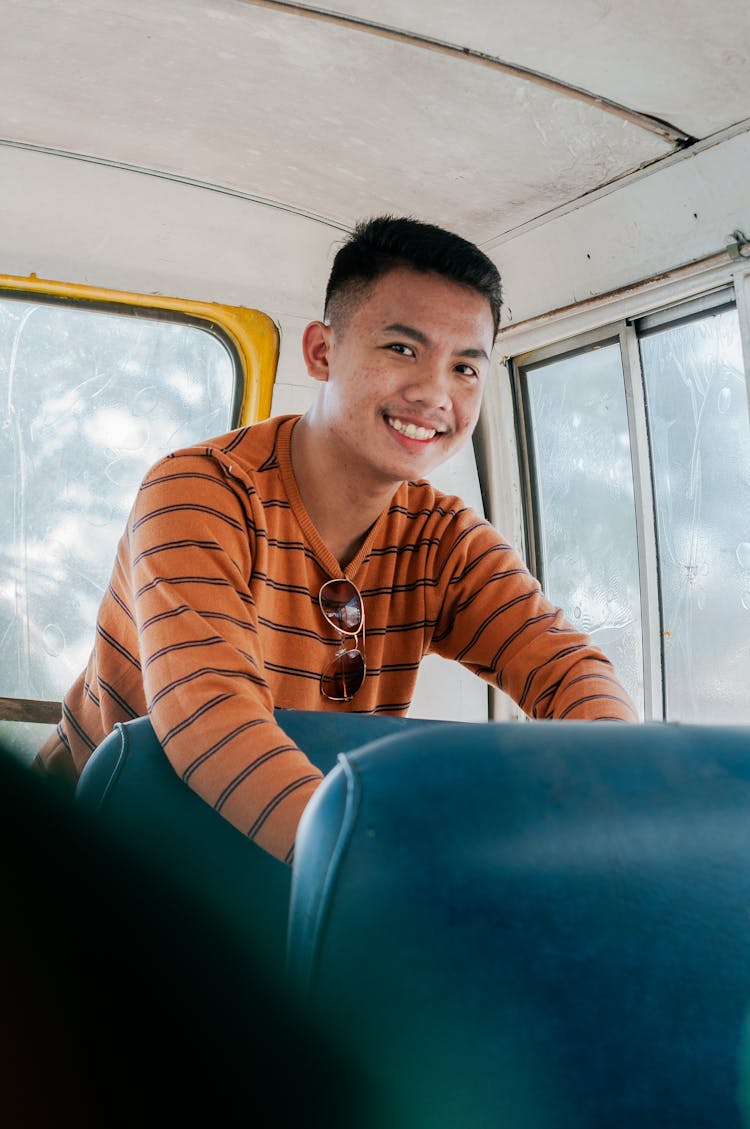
[0,742,381,1129]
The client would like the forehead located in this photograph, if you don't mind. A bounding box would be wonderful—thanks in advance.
[350,267,495,345]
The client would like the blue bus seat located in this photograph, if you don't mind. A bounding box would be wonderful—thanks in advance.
[287,719,750,1128]
[75,709,440,977]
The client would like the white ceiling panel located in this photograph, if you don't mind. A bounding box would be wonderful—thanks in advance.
[336,0,750,137]
[1,0,742,243]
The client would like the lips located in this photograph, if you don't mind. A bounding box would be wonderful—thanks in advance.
[385,415,443,441]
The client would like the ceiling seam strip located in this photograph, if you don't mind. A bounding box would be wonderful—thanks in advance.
[0,138,350,232]
[241,0,695,145]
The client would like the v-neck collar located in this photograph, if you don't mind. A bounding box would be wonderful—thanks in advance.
[275,416,394,581]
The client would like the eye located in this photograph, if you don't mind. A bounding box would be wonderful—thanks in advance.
[455,362,480,379]
[387,342,415,357]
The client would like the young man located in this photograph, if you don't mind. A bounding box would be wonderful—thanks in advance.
[37,215,638,863]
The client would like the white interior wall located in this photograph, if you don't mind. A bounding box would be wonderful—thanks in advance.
[491,128,750,337]
[0,145,344,399]
[0,148,338,308]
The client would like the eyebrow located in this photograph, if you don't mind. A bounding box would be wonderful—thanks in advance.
[383,322,489,362]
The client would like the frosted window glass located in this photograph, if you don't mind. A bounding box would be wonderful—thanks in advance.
[640,307,750,723]
[523,343,644,716]
[0,298,235,701]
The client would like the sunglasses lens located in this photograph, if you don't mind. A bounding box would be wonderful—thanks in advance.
[319,579,363,634]
[319,579,366,701]
[320,648,366,702]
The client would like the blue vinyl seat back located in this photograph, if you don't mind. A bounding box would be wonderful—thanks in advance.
[75,708,439,977]
[287,719,750,1129]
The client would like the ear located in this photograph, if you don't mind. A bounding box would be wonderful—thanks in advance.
[302,321,334,383]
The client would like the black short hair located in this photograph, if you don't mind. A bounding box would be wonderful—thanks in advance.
[324,215,502,339]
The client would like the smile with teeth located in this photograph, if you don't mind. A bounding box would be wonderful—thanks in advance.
[386,416,441,441]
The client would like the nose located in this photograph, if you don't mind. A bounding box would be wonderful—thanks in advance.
[401,361,452,410]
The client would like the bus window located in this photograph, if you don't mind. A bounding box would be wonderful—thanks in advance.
[515,286,750,724]
[639,299,748,723]
[0,289,277,750]
[519,340,644,715]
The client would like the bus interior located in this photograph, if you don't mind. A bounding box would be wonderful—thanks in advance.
[2,1,750,1125]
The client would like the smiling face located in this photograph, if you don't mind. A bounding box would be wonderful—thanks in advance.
[302,266,496,496]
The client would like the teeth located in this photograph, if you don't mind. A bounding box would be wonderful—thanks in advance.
[387,416,437,441]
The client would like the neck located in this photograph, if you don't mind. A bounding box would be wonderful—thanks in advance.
[290,415,395,567]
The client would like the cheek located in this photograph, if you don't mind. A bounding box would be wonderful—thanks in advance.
[456,389,483,432]
[348,363,400,409]
[328,371,379,429]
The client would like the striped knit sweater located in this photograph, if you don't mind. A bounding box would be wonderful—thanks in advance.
[39,414,638,862]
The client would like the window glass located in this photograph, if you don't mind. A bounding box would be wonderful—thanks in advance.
[522,343,644,715]
[640,306,750,723]
[0,297,236,702]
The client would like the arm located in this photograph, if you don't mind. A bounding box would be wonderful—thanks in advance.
[130,451,323,863]
[429,514,638,722]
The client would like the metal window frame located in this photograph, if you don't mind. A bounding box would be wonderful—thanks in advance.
[508,271,749,723]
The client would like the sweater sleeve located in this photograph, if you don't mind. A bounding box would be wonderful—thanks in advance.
[429,513,639,722]
[129,452,323,864]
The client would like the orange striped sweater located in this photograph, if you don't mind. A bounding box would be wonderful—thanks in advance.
[39,414,637,862]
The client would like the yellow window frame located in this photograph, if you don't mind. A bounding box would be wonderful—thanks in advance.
[0,273,279,424]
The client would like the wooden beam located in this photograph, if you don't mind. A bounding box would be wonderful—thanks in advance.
[0,697,62,725]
